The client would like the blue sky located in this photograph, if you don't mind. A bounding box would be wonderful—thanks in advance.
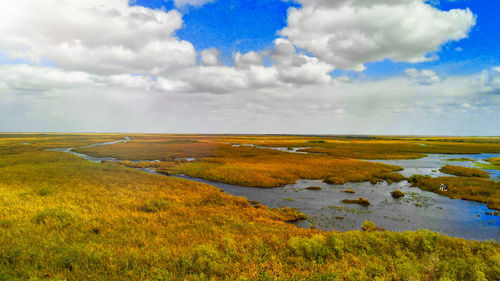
[0,0,499,134]
[132,0,499,78]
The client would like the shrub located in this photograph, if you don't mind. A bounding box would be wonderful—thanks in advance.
[288,234,330,263]
[306,186,322,191]
[361,220,384,232]
[341,188,355,194]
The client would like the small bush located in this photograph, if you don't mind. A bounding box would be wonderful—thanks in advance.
[306,186,322,191]
[340,188,355,194]
[361,220,384,232]
[342,197,370,206]
[391,190,405,198]
[141,199,169,213]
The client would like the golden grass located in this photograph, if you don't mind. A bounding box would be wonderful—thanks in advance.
[439,165,490,178]
[75,137,220,161]
[409,175,500,210]
[0,135,499,280]
[158,146,402,188]
[391,190,405,199]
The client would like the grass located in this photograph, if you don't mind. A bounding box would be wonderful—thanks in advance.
[409,175,500,210]
[473,157,500,170]
[340,188,356,194]
[445,157,475,161]
[305,186,322,191]
[342,198,371,206]
[439,165,489,178]
[1,134,499,280]
[391,190,405,199]
[361,220,385,232]
[158,146,402,188]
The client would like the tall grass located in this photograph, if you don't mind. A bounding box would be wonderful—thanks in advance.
[0,134,499,280]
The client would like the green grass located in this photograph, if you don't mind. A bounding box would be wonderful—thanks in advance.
[474,162,500,170]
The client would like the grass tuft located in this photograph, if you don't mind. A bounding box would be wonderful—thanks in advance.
[391,190,405,199]
[342,197,370,206]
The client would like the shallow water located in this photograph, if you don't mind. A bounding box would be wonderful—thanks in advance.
[173,175,499,241]
[368,153,500,180]
[46,139,500,241]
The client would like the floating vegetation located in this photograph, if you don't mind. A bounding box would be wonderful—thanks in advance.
[283,198,295,201]
[391,190,405,199]
[342,197,370,206]
[404,192,437,208]
[445,157,475,162]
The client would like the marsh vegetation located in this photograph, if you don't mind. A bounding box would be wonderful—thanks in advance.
[1,134,499,280]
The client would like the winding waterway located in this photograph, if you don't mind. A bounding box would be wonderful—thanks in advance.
[47,138,500,241]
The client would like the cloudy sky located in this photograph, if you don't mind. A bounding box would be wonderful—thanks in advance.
[0,0,499,135]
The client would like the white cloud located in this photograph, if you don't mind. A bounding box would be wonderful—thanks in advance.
[234,51,263,69]
[404,68,441,85]
[272,39,335,85]
[1,64,499,134]
[0,0,196,75]
[173,0,215,8]
[280,0,476,71]
[200,48,221,66]
[474,67,500,94]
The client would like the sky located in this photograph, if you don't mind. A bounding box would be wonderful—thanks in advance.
[0,0,499,135]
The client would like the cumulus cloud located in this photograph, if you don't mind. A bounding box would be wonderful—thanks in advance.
[272,39,335,85]
[0,64,95,94]
[234,51,263,69]
[200,48,221,66]
[0,0,196,75]
[2,63,499,134]
[404,68,441,85]
[280,0,476,71]
[473,67,500,94]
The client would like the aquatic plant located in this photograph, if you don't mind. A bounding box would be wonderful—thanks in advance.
[391,190,405,199]
[342,197,371,206]
[446,157,475,161]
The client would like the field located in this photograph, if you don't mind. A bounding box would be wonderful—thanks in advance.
[1,134,500,280]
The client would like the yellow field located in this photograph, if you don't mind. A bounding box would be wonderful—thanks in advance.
[1,134,499,280]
